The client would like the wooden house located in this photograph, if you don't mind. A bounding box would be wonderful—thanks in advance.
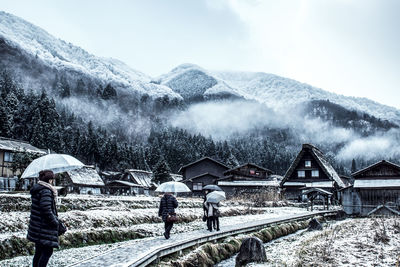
[217,163,281,196]
[105,180,143,195]
[280,144,345,201]
[341,160,400,216]
[122,169,157,195]
[60,166,105,194]
[0,137,46,191]
[179,157,229,194]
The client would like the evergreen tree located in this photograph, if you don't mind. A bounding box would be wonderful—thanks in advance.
[0,70,17,99]
[59,78,71,98]
[0,101,11,138]
[30,108,45,148]
[85,121,99,164]
[351,159,357,173]
[152,157,172,184]
[102,84,117,100]
[75,78,86,95]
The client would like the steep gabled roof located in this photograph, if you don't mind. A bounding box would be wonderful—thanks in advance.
[351,160,400,178]
[281,144,345,188]
[125,169,154,188]
[178,157,229,173]
[0,137,47,154]
[223,163,273,175]
[67,166,104,187]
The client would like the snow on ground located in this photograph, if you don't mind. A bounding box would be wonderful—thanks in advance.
[0,205,285,237]
[217,217,400,267]
[0,207,306,267]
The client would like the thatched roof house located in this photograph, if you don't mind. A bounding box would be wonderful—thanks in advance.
[63,166,105,194]
[280,144,345,201]
[122,169,158,195]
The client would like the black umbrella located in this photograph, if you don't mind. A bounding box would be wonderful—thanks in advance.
[203,184,223,191]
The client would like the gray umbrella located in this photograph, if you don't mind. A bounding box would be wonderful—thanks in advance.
[203,184,223,191]
[206,191,226,203]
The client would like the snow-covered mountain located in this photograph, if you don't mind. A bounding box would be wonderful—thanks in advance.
[0,11,181,99]
[155,63,241,101]
[158,63,400,124]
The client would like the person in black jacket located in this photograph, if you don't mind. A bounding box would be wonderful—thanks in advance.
[27,170,63,267]
[158,192,178,239]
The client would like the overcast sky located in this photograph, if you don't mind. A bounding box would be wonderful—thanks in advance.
[2,0,399,108]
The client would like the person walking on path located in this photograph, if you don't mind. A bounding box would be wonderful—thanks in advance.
[158,192,178,239]
[27,170,66,267]
[202,190,210,229]
[205,201,220,231]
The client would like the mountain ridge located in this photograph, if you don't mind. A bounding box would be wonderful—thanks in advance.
[158,63,400,124]
[0,11,181,100]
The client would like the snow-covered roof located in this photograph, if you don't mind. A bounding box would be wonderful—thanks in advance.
[67,167,104,187]
[0,137,47,154]
[283,181,334,188]
[170,173,183,182]
[281,144,345,188]
[354,179,400,188]
[125,169,154,188]
[106,180,143,188]
[218,180,279,187]
[351,160,400,178]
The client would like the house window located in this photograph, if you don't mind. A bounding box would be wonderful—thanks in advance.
[193,182,203,191]
[312,170,319,177]
[4,152,13,162]
[305,160,311,167]
[249,169,255,175]
[297,170,305,178]
[255,172,260,176]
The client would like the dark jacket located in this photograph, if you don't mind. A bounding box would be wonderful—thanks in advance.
[158,194,178,222]
[27,184,59,248]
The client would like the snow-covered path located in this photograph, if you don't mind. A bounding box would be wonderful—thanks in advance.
[71,210,329,267]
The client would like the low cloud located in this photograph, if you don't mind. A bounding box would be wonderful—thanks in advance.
[170,99,400,162]
[336,129,400,161]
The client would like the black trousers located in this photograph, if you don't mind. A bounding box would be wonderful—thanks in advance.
[207,216,214,231]
[164,221,174,238]
[213,216,220,230]
[33,243,53,267]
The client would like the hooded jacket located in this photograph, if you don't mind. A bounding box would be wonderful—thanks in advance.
[158,194,178,222]
[27,184,59,248]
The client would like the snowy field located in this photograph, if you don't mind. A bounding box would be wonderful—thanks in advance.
[0,193,301,267]
[219,217,400,267]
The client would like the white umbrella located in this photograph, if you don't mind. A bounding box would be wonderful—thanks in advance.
[21,154,85,178]
[155,181,191,193]
[206,191,226,203]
